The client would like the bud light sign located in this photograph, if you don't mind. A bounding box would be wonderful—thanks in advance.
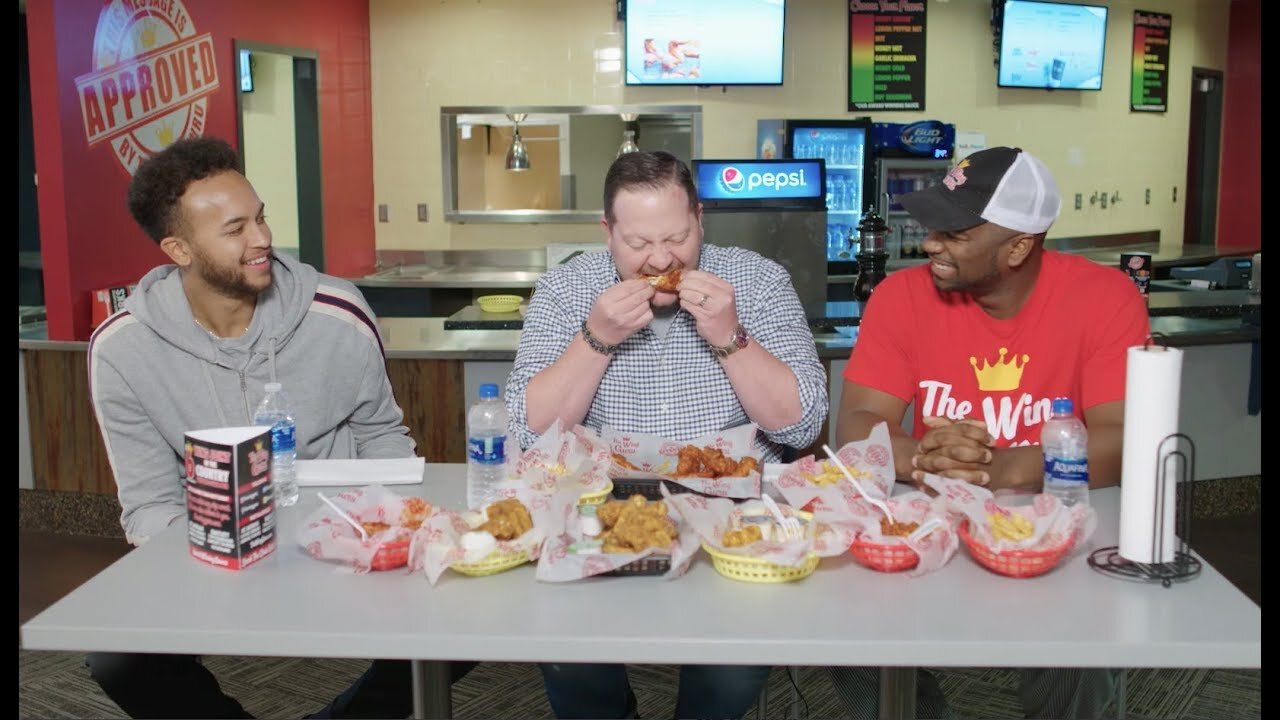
[694,159,825,208]
[873,121,955,159]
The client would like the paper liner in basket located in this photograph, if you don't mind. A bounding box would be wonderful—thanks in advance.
[410,488,577,585]
[493,421,611,497]
[602,423,761,498]
[535,491,699,582]
[773,423,958,575]
[922,474,1096,555]
[665,490,843,566]
[297,485,433,573]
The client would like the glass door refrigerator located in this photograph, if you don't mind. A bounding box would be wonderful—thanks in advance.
[757,118,873,262]
[870,121,957,260]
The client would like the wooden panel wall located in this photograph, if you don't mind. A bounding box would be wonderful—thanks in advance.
[24,349,116,494]
[386,358,468,463]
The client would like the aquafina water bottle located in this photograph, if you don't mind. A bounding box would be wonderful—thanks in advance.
[466,383,509,509]
[1041,397,1089,507]
[253,382,298,507]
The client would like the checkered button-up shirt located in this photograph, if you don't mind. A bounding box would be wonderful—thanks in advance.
[505,244,827,461]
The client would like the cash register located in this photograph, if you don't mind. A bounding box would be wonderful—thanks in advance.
[1168,256,1253,289]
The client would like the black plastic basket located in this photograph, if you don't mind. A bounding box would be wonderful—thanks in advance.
[605,553,672,576]
[610,477,703,501]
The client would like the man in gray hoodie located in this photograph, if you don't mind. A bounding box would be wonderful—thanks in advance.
[86,136,469,717]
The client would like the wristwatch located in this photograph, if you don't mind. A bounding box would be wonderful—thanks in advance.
[580,321,620,356]
[711,324,750,359]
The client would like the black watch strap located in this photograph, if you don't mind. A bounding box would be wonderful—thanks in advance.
[581,321,619,356]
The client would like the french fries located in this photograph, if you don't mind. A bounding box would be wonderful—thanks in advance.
[806,460,872,487]
[986,511,1034,542]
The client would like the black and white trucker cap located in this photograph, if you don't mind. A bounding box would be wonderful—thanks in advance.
[898,146,1062,235]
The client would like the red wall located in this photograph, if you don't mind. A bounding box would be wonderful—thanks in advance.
[1216,0,1260,251]
[27,0,375,341]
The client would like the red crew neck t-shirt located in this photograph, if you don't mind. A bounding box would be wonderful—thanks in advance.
[843,250,1150,448]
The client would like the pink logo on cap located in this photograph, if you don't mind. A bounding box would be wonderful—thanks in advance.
[942,158,971,191]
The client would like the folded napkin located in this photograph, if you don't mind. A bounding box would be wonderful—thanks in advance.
[295,457,425,487]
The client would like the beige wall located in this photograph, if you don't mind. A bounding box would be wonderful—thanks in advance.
[370,0,1229,252]
[242,52,299,251]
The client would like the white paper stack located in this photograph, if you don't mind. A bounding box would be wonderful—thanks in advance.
[1119,344,1184,563]
[294,457,425,487]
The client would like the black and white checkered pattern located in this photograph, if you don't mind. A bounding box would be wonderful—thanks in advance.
[506,244,827,461]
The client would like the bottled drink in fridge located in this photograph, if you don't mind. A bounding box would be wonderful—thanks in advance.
[1041,397,1089,507]
[466,383,510,509]
[253,382,299,507]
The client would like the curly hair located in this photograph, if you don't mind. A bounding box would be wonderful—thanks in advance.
[127,136,242,243]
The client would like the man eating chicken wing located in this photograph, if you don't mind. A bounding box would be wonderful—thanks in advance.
[505,149,827,720]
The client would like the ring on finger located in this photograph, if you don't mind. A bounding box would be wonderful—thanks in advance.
[697,292,709,308]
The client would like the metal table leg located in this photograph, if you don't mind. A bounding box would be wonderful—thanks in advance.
[411,659,452,719]
[878,667,917,720]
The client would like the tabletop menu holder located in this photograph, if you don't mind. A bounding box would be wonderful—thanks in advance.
[1088,433,1202,587]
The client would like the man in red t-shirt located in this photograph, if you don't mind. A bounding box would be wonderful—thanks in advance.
[829,146,1148,719]
[839,146,1148,490]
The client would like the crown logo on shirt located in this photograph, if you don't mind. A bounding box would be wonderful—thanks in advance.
[969,347,1030,392]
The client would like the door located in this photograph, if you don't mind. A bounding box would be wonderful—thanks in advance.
[234,41,324,270]
[1183,67,1224,247]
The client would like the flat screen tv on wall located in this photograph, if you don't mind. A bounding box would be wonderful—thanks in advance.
[624,0,786,86]
[995,0,1108,90]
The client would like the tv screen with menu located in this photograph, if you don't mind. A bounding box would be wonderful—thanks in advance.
[624,0,786,86]
[996,0,1108,90]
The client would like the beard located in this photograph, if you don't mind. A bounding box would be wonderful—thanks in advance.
[932,254,1002,293]
[191,245,268,301]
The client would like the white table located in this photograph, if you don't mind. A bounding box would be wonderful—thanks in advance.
[21,465,1260,720]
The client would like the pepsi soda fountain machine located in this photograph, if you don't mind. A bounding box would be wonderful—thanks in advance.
[692,158,828,318]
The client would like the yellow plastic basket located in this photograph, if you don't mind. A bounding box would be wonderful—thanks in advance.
[701,507,818,583]
[449,548,530,577]
[476,294,523,314]
[702,544,820,583]
[577,480,614,507]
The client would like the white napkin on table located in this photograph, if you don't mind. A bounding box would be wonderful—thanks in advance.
[294,457,425,487]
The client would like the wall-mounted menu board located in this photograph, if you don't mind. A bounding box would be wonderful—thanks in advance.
[848,0,927,111]
[1131,10,1171,113]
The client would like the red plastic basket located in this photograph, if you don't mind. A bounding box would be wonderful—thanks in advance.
[848,535,920,572]
[369,537,411,571]
[958,520,1075,578]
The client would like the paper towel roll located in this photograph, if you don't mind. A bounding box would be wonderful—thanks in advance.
[1119,344,1184,563]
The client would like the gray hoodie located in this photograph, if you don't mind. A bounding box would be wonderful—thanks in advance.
[88,252,415,545]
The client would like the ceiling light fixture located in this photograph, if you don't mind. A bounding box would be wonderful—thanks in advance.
[505,113,530,172]
[616,113,640,158]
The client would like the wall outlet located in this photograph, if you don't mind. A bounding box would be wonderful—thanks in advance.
[1074,193,1083,210]
[377,204,389,222]
[417,203,429,222]
[1145,188,1151,205]
[1100,192,1108,209]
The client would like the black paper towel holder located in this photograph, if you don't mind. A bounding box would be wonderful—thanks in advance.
[1087,432,1202,588]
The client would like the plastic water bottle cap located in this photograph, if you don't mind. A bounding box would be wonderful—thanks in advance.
[479,383,499,399]
[1051,397,1073,415]
[264,382,282,393]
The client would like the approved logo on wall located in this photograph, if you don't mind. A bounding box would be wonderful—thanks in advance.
[74,0,219,175]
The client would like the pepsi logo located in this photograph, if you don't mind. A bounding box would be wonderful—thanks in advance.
[719,167,746,193]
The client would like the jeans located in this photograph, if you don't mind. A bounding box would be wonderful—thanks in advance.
[86,652,475,719]
[539,663,770,720]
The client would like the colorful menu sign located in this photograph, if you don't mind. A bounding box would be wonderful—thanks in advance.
[1131,10,1171,113]
[848,1,927,111]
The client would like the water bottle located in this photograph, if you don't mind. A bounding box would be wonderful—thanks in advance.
[1041,397,1089,507]
[466,383,510,509]
[253,382,298,507]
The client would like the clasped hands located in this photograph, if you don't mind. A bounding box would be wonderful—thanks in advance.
[909,415,996,489]
[584,270,739,348]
